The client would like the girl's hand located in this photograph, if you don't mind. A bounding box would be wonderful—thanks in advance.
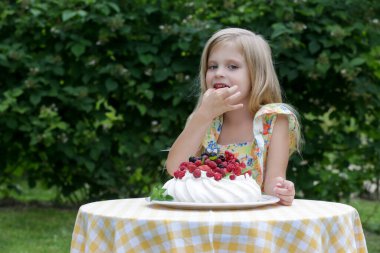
[273,177,295,206]
[198,86,243,120]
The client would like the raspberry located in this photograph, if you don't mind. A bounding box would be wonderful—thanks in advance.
[193,168,201,178]
[174,170,180,178]
[229,174,236,180]
[233,167,242,176]
[195,160,202,166]
[187,164,197,173]
[179,162,188,168]
[245,170,252,176]
[178,170,186,179]
[216,159,222,164]
[206,170,214,177]
[221,161,228,168]
[198,165,211,171]
[205,158,211,165]
[208,161,217,169]
[225,150,233,156]
[214,168,226,176]
[227,164,235,172]
[179,166,187,171]
[214,173,222,181]
[240,162,246,168]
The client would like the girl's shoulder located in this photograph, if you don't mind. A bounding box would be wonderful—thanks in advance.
[254,103,297,119]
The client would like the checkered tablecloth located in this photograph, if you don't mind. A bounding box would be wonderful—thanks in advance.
[71,198,367,253]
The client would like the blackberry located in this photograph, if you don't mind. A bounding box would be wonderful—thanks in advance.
[189,156,197,163]
[218,155,226,161]
[217,164,225,168]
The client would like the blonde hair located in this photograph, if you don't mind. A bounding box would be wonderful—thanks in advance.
[196,27,282,113]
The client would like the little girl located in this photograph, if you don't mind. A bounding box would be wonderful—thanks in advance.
[166,28,301,206]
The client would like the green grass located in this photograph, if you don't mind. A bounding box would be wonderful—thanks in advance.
[0,206,77,253]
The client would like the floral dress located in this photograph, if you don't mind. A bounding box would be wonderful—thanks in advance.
[201,103,299,188]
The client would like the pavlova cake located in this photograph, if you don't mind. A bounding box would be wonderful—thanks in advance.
[158,151,262,203]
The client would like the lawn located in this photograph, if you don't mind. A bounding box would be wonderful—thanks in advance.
[0,206,77,253]
[0,191,379,252]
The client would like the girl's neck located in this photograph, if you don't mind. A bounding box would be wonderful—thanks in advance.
[223,105,254,125]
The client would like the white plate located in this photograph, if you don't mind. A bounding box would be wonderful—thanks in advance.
[146,195,279,210]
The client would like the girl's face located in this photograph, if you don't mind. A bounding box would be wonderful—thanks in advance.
[205,42,251,103]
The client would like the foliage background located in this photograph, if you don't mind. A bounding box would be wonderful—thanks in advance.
[0,0,379,202]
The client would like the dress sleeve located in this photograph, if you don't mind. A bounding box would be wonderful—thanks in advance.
[253,103,300,174]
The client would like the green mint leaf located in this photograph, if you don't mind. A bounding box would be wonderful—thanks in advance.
[150,185,174,201]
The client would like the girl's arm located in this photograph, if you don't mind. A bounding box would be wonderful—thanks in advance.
[166,86,243,176]
[165,110,212,176]
[263,115,295,205]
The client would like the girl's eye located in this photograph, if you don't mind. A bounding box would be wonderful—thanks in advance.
[208,65,217,70]
[228,65,238,70]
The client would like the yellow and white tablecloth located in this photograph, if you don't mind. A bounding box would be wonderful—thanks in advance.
[71,198,367,253]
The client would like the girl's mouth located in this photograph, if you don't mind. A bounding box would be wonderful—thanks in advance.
[213,83,230,89]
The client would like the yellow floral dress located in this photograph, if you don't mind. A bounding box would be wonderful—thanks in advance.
[201,103,299,188]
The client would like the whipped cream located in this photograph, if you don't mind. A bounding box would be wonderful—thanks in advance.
[163,171,261,203]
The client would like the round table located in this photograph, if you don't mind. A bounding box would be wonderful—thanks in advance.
[70,198,367,253]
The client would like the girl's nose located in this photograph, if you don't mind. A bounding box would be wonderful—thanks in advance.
[215,67,225,77]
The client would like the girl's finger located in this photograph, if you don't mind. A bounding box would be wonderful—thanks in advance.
[274,187,294,196]
[224,91,242,104]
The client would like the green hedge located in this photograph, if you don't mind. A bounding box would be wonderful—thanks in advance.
[1,0,379,201]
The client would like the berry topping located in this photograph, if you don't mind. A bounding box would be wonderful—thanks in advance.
[170,151,254,181]
[214,173,222,181]
[193,169,201,178]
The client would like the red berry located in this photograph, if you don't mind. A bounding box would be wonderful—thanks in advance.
[214,168,226,176]
[216,159,222,164]
[198,165,211,171]
[245,170,252,176]
[233,167,242,176]
[206,170,214,177]
[178,170,186,179]
[205,159,211,165]
[208,161,217,169]
[180,162,188,168]
[229,174,236,180]
[179,166,187,171]
[225,150,232,156]
[214,173,222,181]
[240,162,246,168]
[188,164,197,173]
[227,164,235,172]
[193,169,201,178]
[195,160,202,166]
[174,170,180,178]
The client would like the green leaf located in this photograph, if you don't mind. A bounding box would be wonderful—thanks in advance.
[105,79,118,91]
[271,23,291,39]
[71,43,85,57]
[62,10,77,22]
[308,41,320,54]
[137,104,147,115]
[139,54,154,65]
[30,94,41,105]
[350,58,365,66]
[30,9,42,17]
[150,185,173,201]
